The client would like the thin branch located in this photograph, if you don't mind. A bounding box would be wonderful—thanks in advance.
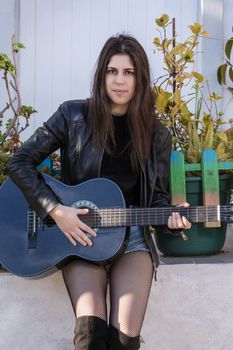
[153,73,169,86]
[223,93,233,115]
[3,71,18,115]
[9,81,17,92]
[199,83,211,112]
[226,59,233,68]
[0,102,11,118]
[172,18,176,94]
[159,76,170,89]
[11,35,22,112]
[19,118,30,134]
[206,80,214,114]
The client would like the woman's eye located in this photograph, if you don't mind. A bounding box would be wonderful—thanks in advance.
[107,69,116,74]
[125,70,134,75]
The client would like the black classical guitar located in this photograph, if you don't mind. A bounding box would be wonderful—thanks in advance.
[0,174,232,277]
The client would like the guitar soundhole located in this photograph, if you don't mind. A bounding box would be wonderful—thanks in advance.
[71,200,99,233]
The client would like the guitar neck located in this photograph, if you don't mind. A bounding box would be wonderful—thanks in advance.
[83,205,225,227]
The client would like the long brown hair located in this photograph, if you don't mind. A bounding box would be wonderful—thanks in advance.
[90,34,155,169]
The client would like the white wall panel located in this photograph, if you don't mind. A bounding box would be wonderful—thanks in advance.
[3,0,233,134]
[222,0,233,119]
[200,0,223,90]
[128,0,147,43]
[0,0,16,53]
[15,0,225,134]
[89,0,110,75]
[0,0,18,122]
[19,0,37,134]
[71,0,92,99]
[109,0,128,35]
[34,0,54,128]
[52,0,73,108]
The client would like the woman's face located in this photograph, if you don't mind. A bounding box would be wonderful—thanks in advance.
[105,54,135,115]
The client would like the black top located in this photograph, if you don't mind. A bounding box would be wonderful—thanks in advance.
[100,114,140,206]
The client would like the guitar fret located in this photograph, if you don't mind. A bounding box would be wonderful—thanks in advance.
[217,205,220,221]
[26,205,233,229]
[85,204,227,228]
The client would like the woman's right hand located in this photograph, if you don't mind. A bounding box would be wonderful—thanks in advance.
[49,204,97,246]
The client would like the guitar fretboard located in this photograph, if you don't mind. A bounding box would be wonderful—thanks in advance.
[27,205,233,229]
[82,205,224,227]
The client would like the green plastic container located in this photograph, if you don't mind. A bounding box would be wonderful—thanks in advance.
[155,174,232,256]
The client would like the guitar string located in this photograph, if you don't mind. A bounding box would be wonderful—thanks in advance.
[27,206,232,217]
[27,206,233,228]
[27,205,232,217]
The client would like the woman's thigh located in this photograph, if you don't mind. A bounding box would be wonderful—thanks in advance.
[109,251,153,337]
[62,259,108,320]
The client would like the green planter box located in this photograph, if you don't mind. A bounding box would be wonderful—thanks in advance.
[155,174,232,256]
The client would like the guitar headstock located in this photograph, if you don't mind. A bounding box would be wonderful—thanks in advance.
[220,205,233,224]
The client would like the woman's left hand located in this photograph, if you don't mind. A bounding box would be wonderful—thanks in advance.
[167,202,192,230]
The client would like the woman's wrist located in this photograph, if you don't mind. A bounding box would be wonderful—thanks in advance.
[49,203,63,219]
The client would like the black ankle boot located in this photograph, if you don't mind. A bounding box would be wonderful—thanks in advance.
[108,324,140,349]
[74,315,108,350]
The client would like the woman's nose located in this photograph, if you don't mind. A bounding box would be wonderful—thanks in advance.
[114,73,125,83]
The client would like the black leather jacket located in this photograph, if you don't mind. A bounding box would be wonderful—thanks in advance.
[7,99,176,271]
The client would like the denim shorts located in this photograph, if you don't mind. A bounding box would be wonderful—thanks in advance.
[103,225,150,275]
[124,225,150,254]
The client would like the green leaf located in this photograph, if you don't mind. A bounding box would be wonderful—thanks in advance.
[191,122,201,149]
[204,120,214,149]
[180,104,192,123]
[192,71,204,83]
[229,67,233,83]
[196,97,202,119]
[19,105,37,117]
[200,31,208,36]
[17,42,26,49]
[170,45,186,55]
[217,131,228,143]
[188,22,203,35]
[155,14,169,27]
[217,63,227,85]
[216,142,226,158]
[163,39,173,49]
[208,92,223,101]
[153,85,164,96]
[181,49,194,61]
[225,37,233,60]
[153,37,161,46]
[173,90,181,104]
[0,59,6,70]
[155,92,172,114]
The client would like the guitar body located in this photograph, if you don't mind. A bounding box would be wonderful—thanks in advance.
[0,175,127,277]
[1,174,232,277]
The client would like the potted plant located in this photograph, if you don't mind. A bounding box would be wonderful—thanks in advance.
[152,14,233,256]
[0,36,37,183]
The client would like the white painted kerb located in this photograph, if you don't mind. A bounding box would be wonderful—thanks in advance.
[1,264,233,350]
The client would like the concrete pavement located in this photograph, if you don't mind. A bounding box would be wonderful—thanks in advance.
[1,225,233,350]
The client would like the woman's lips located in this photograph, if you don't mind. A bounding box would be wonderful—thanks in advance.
[112,89,128,94]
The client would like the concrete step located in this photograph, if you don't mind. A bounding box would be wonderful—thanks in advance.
[1,262,233,350]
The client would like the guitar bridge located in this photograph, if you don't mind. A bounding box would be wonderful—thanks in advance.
[27,208,39,249]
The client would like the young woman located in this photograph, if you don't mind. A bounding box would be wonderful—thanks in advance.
[7,34,191,349]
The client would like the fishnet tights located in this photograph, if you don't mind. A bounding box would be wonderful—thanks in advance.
[62,251,153,337]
